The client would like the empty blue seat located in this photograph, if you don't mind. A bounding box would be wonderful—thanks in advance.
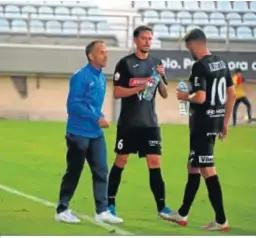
[63,20,78,34]
[0,6,3,17]
[0,18,10,32]
[243,13,256,25]
[56,6,69,15]
[169,24,185,38]
[217,1,232,11]
[80,21,95,34]
[167,1,182,10]
[133,1,150,8]
[153,23,169,37]
[237,26,253,39]
[151,1,166,9]
[233,1,248,11]
[193,12,209,24]
[250,1,256,11]
[177,11,191,24]
[143,10,159,23]
[97,21,112,34]
[204,25,219,38]
[210,12,225,25]
[220,26,236,38]
[11,19,27,33]
[87,7,104,21]
[71,7,86,16]
[30,20,44,33]
[200,1,215,10]
[184,1,199,10]
[5,5,21,18]
[46,20,62,33]
[38,6,54,19]
[160,11,176,24]
[227,12,242,25]
[22,5,37,17]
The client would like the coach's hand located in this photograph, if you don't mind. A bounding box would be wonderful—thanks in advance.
[157,65,165,76]
[98,117,109,128]
[176,89,189,101]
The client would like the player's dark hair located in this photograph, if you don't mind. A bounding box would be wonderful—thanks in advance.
[133,25,153,38]
[235,68,242,73]
[85,40,104,61]
[184,28,207,43]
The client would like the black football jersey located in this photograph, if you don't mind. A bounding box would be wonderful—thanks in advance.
[189,55,233,133]
[113,53,162,128]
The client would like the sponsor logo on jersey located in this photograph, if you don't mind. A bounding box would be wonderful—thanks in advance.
[129,77,153,86]
[206,109,225,118]
[199,155,214,164]
[148,140,160,147]
[133,64,140,68]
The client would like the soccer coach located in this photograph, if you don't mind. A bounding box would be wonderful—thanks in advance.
[55,40,123,224]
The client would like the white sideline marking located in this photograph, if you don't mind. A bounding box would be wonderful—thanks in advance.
[0,184,134,236]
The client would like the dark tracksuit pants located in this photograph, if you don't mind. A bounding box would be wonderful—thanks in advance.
[57,133,108,214]
[233,96,252,126]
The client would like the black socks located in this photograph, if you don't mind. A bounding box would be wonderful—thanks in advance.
[178,173,201,217]
[205,175,226,224]
[108,164,124,206]
[149,168,166,212]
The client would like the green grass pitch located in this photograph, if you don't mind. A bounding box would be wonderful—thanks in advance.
[0,120,255,235]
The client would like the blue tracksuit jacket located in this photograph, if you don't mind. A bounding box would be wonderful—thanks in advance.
[66,63,106,138]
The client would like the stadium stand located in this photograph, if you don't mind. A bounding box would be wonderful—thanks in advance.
[0,1,255,49]
[134,1,256,39]
[0,1,120,46]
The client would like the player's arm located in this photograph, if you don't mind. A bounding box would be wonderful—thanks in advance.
[113,60,145,99]
[156,62,168,99]
[179,62,206,104]
[158,79,168,99]
[224,72,236,126]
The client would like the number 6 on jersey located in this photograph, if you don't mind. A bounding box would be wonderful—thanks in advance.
[117,139,123,150]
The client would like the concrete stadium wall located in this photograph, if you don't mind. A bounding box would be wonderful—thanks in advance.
[0,76,255,124]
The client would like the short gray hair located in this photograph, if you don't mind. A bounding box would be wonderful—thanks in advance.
[85,40,105,61]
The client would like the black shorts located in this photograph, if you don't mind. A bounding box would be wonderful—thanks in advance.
[189,132,216,168]
[114,126,161,158]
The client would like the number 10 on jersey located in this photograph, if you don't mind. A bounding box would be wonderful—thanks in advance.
[211,77,227,106]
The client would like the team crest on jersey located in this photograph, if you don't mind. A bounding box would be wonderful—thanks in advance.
[114,72,120,81]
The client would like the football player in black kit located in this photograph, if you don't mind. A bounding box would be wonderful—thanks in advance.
[171,29,236,231]
[107,25,173,222]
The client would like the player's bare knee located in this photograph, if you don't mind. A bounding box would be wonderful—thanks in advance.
[188,165,200,174]
[115,154,129,168]
[200,167,217,179]
[146,155,161,169]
